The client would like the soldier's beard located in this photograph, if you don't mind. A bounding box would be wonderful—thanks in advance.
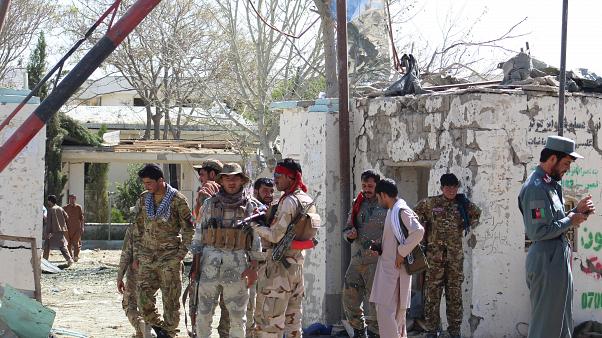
[551,165,565,181]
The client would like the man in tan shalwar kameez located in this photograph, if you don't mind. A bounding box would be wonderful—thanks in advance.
[370,178,424,338]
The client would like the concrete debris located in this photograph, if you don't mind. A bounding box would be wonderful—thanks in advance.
[500,51,602,93]
[41,258,62,274]
[50,327,89,338]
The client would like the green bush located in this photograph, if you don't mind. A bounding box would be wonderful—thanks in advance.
[110,208,126,223]
[115,164,144,220]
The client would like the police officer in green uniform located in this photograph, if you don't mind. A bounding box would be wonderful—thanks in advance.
[519,135,595,338]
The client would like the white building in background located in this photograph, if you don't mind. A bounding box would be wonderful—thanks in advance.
[61,75,257,211]
[0,67,28,90]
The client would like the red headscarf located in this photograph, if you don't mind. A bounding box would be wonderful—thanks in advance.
[350,191,364,227]
[275,165,307,194]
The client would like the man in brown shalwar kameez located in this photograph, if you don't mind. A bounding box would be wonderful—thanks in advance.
[43,195,74,266]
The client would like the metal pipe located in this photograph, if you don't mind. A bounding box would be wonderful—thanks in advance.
[336,0,350,324]
[558,0,568,136]
[0,0,162,173]
[0,0,10,35]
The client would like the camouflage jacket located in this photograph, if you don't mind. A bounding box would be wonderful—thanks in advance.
[343,196,386,265]
[253,189,319,265]
[132,190,194,260]
[191,192,262,259]
[117,225,134,281]
[414,194,481,245]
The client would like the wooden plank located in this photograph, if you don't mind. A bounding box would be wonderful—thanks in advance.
[31,237,42,302]
[0,285,55,338]
[0,234,36,243]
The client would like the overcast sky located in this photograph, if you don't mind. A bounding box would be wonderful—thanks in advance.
[405,0,602,74]
[47,0,602,77]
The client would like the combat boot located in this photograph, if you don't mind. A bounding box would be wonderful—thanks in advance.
[151,326,171,338]
[140,321,155,338]
[352,328,367,338]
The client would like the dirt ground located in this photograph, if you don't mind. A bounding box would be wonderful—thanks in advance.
[41,249,221,338]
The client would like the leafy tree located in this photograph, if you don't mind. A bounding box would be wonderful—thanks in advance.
[115,164,144,220]
[27,32,48,99]
[84,125,110,222]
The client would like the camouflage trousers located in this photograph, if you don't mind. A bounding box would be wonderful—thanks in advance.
[342,262,379,336]
[137,253,183,337]
[255,259,304,338]
[424,242,464,335]
[217,292,230,338]
[196,247,250,338]
[123,269,144,336]
[216,288,256,338]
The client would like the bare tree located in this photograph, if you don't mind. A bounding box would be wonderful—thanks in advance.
[0,0,55,82]
[62,0,228,140]
[204,0,324,167]
[388,1,528,82]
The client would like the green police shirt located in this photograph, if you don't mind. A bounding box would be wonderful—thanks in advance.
[519,166,573,241]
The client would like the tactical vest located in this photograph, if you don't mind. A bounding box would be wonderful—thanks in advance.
[200,197,254,251]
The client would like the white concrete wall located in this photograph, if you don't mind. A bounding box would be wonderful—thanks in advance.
[99,92,135,106]
[64,162,86,210]
[276,99,346,326]
[350,89,602,337]
[0,89,44,297]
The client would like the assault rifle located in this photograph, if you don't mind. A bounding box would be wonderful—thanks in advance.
[238,204,268,232]
[272,192,320,268]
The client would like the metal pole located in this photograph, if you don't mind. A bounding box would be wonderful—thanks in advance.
[336,0,350,324]
[108,192,113,241]
[558,0,568,136]
[0,0,162,173]
[0,0,10,35]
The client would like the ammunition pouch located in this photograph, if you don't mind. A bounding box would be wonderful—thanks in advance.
[201,227,251,251]
[292,204,321,241]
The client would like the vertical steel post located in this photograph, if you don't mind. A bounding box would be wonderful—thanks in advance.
[558,0,569,136]
[0,0,162,172]
[336,0,350,324]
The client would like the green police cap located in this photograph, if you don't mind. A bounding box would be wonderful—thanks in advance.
[544,135,583,159]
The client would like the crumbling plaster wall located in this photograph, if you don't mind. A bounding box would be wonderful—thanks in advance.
[351,89,602,337]
[276,99,345,326]
[0,89,44,297]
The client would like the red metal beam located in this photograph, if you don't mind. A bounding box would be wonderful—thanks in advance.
[0,0,161,173]
[0,0,10,35]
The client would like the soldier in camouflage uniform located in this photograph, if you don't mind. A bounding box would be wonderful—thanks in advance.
[191,159,231,338]
[414,173,481,338]
[251,158,321,338]
[191,163,262,338]
[245,177,276,338]
[117,225,148,338]
[342,170,385,338]
[132,164,194,338]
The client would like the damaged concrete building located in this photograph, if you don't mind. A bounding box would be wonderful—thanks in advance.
[274,87,602,337]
